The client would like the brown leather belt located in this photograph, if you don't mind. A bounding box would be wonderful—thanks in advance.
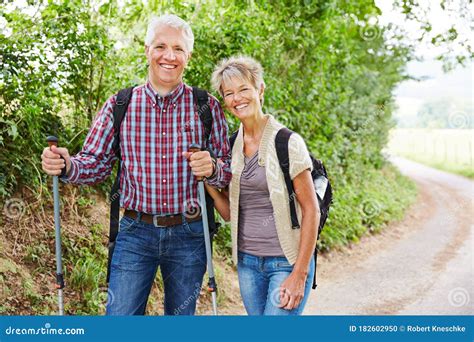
[124,209,201,227]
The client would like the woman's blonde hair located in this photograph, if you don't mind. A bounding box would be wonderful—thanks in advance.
[211,55,265,99]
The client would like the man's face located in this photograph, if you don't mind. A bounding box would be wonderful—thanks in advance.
[145,25,190,88]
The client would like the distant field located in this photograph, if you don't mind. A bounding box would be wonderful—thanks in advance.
[387,129,474,178]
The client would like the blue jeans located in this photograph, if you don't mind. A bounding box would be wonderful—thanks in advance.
[106,215,207,315]
[237,251,315,315]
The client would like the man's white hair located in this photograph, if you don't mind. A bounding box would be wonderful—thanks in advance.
[145,14,194,53]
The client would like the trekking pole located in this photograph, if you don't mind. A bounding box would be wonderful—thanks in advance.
[189,144,218,315]
[46,136,65,315]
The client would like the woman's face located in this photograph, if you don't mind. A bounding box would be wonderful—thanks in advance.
[221,76,263,120]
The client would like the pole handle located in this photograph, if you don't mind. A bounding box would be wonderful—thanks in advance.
[47,135,58,149]
[188,143,201,153]
[47,135,66,177]
[188,144,203,181]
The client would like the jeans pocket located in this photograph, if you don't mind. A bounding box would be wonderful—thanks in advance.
[119,215,138,233]
[182,220,204,237]
[276,259,293,269]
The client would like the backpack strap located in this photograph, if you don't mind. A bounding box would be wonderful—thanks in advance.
[229,130,238,151]
[275,128,300,229]
[107,86,134,283]
[313,249,318,289]
[192,87,212,146]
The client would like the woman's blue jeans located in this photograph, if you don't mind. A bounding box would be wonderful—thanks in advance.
[237,251,315,315]
[106,215,207,315]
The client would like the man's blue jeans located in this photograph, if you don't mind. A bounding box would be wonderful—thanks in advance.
[237,251,315,315]
[106,215,207,315]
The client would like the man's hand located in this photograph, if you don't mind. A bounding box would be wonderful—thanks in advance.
[41,145,71,176]
[182,150,215,178]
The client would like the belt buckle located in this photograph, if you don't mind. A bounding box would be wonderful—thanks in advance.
[152,215,163,228]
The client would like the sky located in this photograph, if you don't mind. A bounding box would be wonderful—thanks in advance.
[375,0,473,120]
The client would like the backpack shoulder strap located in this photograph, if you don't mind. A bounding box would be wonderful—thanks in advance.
[192,87,213,145]
[112,86,135,157]
[275,127,300,229]
[107,86,134,283]
[229,130,238,151]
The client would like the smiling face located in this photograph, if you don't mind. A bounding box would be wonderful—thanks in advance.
[222,76,264,120]
[145,25,190,91]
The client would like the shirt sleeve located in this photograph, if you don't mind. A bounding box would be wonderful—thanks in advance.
[288,132,313,180]
[205,94,232,188]
[61,95,118,185]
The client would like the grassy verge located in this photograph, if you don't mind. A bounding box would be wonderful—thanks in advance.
[394,153,474,179]
[388,128,474,179]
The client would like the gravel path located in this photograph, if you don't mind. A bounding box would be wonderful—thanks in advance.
[305,157,473,315]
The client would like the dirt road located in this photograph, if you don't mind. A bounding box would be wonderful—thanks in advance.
[305,157,473,315]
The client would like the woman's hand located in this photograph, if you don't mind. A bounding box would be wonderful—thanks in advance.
[278,270,308,310]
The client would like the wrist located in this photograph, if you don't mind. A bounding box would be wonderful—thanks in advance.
[208,157,217,178]
[62,158,73,179]
[66,160,71,175]
[292,266,308,278]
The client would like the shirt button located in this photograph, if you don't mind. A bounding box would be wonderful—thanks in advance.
[163,109,166,113]
[162,155,166,159]
[162,132,166,136]
[163,179,167,183]
[163,202,167,206]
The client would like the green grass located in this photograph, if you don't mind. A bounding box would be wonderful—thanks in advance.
[388,128,474,179]
[397,154,474,179]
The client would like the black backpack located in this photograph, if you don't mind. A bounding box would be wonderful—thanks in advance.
[107,86,217,283]
[230,127,333,289]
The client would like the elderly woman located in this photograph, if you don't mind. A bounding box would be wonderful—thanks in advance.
[206,56,320,315]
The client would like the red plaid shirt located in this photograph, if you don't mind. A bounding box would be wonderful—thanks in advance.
[64,82,231,215]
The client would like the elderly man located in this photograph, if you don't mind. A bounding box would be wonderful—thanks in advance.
[41,14,231,315]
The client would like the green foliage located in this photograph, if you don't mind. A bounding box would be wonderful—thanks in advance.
[62,223,108,314]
